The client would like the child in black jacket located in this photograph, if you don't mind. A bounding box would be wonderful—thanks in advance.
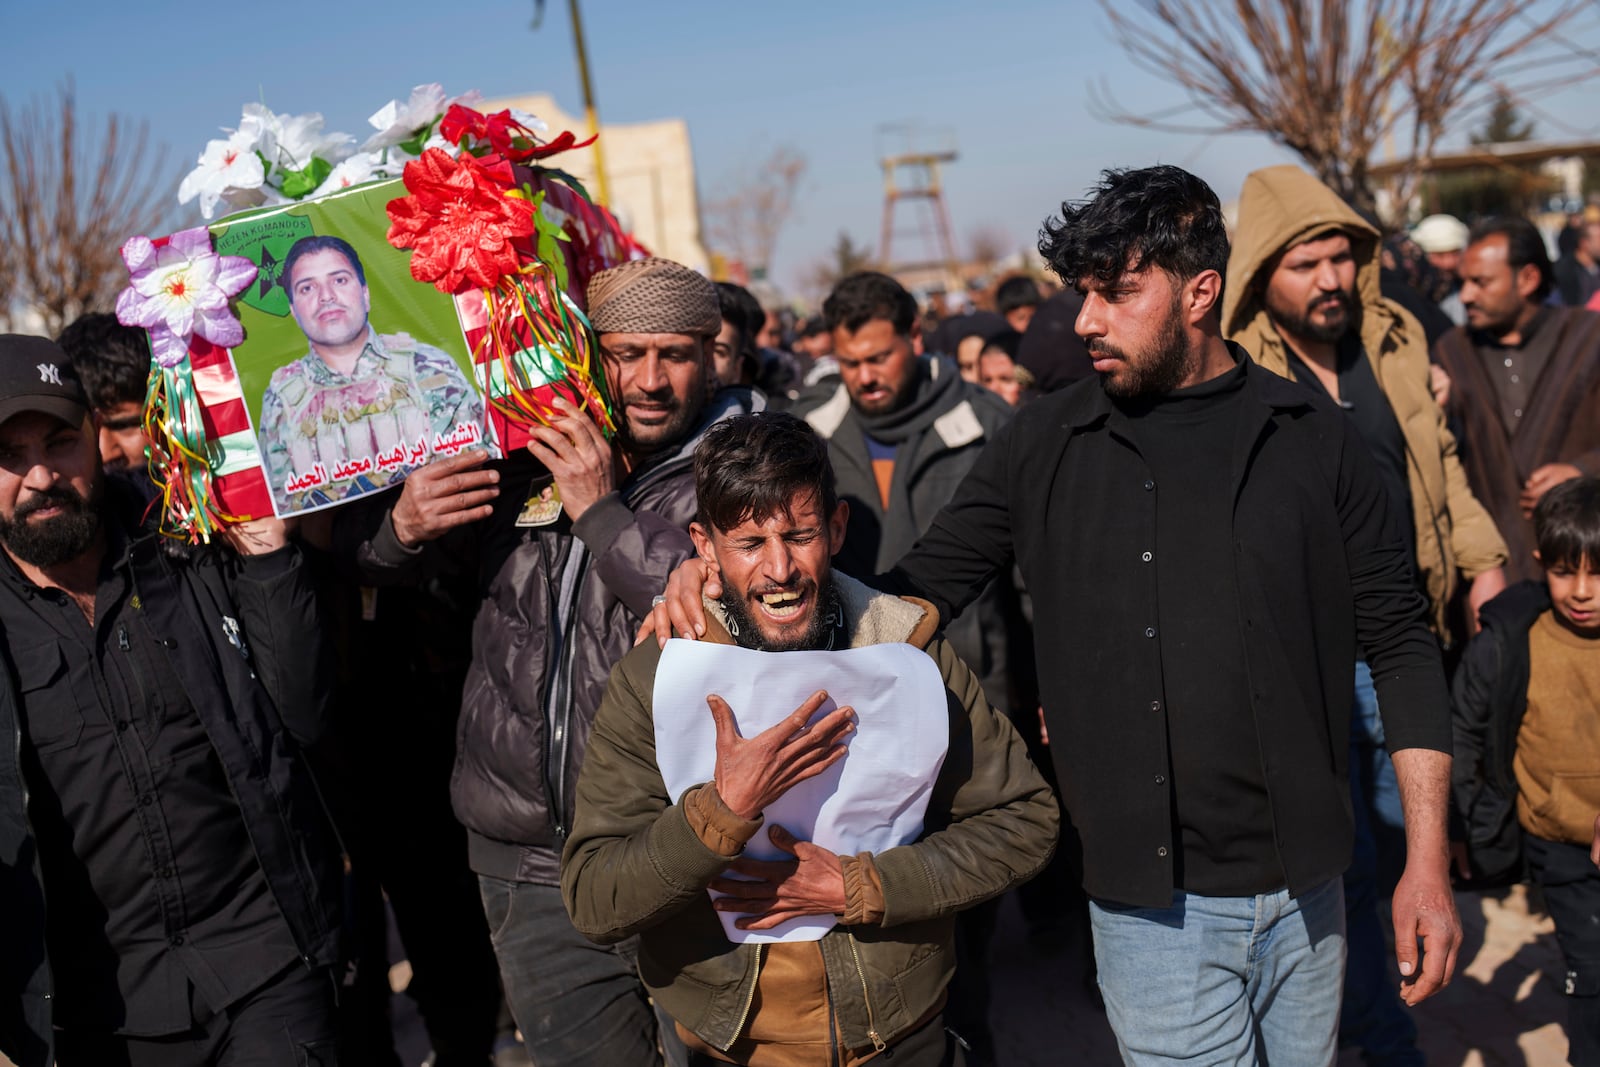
[1453,476,1600,1065]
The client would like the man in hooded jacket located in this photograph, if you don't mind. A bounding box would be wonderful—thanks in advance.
[1224,165,1508,1066]
[1224,166,1508,646]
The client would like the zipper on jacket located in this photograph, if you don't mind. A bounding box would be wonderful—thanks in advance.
[848,932,887,1052]
[719,943,765,1052]
[117,624,156,733]
[543,545,588,839]
[14,667,56,1026]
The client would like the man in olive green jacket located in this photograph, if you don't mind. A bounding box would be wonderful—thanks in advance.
[561,412,1057,1066]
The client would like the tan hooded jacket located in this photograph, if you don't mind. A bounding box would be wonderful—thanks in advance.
[1222,165,1506,642]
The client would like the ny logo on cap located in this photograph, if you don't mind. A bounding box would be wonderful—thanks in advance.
[37,363,61,385]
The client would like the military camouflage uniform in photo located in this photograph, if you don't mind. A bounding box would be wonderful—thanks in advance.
[258,328,484,511]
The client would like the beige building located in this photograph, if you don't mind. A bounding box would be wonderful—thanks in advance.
[484,92,709,274]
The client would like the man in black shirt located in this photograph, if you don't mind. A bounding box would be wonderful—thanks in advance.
[646,166,1463,1065]
[1224,166,1508,1066]
[0,335,341,1067]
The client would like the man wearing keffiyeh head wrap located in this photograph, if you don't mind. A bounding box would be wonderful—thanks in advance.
[586,256,722,459]
[351,255,761,1067]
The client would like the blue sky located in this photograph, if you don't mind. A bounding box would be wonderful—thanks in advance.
[6,1,1599,293]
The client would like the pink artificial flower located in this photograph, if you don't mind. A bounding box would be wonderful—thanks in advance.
[116,228,257,366]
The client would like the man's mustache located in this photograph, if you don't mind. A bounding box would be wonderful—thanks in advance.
[15,487,84,520]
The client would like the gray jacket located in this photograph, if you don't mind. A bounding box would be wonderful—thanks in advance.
[796,361,1027,711]
[358,387,762,884]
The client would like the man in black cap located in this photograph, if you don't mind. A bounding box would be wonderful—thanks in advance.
[0,334,342,1067]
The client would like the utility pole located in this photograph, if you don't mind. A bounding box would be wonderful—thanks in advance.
[567,0,610,207]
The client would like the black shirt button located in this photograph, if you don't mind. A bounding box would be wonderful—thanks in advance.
[1155,775,1165,785]
[1150,700,1162,712]
[1144,627,1156,638]
[139,794,154,807]
[1143,479,1155,491]
[159,867,173,879]
[1141,551,1153,562]
[115,720,129,732]
[1157,846,1168,857]
[169,934,184,946]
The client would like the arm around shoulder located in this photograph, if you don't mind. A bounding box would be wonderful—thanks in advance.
[882,415,1021,620]
[576,495,697,620]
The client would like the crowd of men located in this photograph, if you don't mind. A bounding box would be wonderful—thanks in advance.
[1,159,1599,1067]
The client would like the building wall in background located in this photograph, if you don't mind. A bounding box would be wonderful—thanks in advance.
[485,92,709,274]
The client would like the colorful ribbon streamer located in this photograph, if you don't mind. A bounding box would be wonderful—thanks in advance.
[142,363,241,543]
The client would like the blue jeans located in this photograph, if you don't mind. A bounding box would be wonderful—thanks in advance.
[1339,662,1422,1066]
[479,877,685,1067]
[1089,877,1346,1065]
[1349,662,1406,892]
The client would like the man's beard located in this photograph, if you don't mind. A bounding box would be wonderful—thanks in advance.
[1268,287,1354,345]
[615,388,701,457]
[0,484,103,568]
[1091,295,1193,399]
[720,577,842,652]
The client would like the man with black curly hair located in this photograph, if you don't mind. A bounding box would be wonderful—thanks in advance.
[650,165,1463,1066]
[56,312,153,474]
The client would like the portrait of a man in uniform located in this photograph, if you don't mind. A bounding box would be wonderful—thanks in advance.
[257,234,485,512]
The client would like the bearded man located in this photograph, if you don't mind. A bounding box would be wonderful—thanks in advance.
[0,335,340,1067]
[562,411,1057,1065]
[349,256,764,1066]
[1223,164,1508,1067]
[647,165,1464,1066]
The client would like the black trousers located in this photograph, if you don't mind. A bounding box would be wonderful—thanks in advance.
[54,962,337,1067]
[1526,834,1600,1067]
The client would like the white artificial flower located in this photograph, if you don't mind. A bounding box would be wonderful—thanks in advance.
[418,130,458,156]
[177,129,266,219]
[362,85,485,151]
[308,151,389,198]
[508,108,548,134]
[237,103,353,182]
[363,83,446,150]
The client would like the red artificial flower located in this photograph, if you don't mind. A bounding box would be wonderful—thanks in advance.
[439,103,597,164]
[386,148,535,294]
[520,128,598,161]
[438,104,489,149]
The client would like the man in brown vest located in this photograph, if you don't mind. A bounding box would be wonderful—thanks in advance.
[1434,216,1600,582]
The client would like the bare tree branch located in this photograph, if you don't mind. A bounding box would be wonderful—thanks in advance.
[967,225,1012,268]
[1094,0,1595,218]
[702,145,807,281]
[801,230,876,300]
[0,82,181,335]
